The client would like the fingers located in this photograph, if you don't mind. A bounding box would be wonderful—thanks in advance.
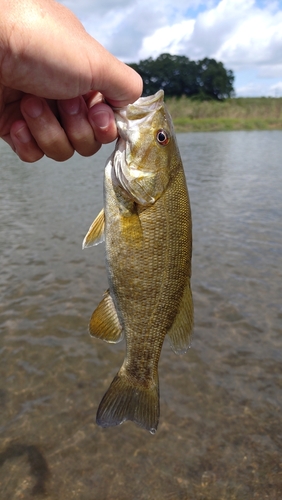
[22,94,119,158]
[58,96,117,153]
[8,94,118,163]
[10,120,44,162]
[10,95,74,162]
[87,102,117,145]
[20,95,74,162]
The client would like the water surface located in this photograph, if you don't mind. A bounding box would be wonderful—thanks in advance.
[0,131,281,499]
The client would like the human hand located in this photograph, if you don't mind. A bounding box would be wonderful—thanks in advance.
[0,0,143,162]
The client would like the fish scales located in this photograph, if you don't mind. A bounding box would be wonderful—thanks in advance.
[83,90,193,433]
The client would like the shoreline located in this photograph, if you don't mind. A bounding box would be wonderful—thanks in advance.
[166,96,282,132]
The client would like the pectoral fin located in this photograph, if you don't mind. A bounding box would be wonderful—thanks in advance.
[127,169,170,206]
[89,290,123,343]
[167,281,194,354]
[82,208,105,248]
[114,154,169,206]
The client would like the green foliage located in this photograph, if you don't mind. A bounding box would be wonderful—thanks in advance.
[196,57,235,100]
[128,53,235,101]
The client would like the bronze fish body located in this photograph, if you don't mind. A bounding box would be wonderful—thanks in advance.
[83,90,193,434]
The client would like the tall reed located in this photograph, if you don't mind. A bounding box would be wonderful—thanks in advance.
[166,97,282,132]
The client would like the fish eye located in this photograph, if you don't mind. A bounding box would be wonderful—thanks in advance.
[156,129,170,146]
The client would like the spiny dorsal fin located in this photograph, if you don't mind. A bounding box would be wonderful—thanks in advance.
[167,281,194,354]
[82,208,105,248]
[89,290,123,343]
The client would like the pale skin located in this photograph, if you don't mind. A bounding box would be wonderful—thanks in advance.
[0,0,143,162]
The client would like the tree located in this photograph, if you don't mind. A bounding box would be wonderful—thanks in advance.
[196,58,235,100]
[128,54,234,100]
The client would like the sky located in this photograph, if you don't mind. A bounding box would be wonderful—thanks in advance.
[60,0,282,97]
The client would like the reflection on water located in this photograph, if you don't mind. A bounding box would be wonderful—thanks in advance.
[0,131,281,499]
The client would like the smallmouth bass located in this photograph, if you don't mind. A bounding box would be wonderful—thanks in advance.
[83,90,193,434]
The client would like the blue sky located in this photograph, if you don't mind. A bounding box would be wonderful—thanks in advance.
[61,0,282,97]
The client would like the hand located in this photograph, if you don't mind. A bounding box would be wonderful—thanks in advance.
[0,0,143,162]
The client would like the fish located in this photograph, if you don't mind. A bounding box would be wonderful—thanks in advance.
[83,90,193,434]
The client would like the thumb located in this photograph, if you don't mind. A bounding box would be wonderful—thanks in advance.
[85,36,143,107]
[0,0,143,106]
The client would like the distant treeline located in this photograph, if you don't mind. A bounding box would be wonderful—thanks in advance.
[128,53,234,101]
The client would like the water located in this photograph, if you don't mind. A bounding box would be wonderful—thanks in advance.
[0,131,281,499]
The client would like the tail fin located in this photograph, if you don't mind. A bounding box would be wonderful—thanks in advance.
[96,370,159,434]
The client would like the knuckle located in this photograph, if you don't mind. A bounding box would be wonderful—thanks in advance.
[16,148,44,163]
[46,145,74,162]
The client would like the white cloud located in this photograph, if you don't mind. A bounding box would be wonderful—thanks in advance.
[236,80,282,97]
[152,0,282,72]
[215,3,282,70]
[58,0,282,96]
[139,20,195,61]
[271,82,282,97]
[61,0,133,17]
[187,0,254,58]
[258,65,282,79]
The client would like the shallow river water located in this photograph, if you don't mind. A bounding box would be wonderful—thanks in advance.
[0,131,281,499]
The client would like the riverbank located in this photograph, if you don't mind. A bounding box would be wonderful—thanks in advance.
[166,97,282,132]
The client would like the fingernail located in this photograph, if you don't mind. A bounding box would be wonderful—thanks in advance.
[24,98,43,118]
[15,125,32,144]
[59,97,81,115]
[90,110,110,130]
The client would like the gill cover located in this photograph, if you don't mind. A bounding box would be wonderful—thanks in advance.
[113,90,172,206]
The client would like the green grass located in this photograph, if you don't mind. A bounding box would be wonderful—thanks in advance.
[165,97,282,132]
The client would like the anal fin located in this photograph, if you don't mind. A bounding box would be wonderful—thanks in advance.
[89,290,123,343]
[167,281,194,354]
[82,208,105,248]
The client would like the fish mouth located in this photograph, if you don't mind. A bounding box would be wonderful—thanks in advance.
[113,90,166,199]
[113,90,164,141]
[127,89,164,115]
[113,90,164,115]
